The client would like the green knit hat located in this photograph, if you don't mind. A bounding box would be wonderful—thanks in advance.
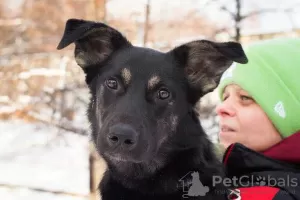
[218,38,300,138]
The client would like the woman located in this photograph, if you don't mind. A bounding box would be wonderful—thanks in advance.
[216,38,300,200]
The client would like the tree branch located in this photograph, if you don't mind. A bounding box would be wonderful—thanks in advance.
[220,5,236,19]
[241,8,277,20]
[27,110,89,136]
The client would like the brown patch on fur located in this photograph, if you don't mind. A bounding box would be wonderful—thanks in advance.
[121,68,132,85]
[148,75,160,89]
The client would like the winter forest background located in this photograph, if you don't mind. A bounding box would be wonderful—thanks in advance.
[1,0,300,199]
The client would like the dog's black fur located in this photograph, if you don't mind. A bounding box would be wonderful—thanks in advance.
[57,19,248,200]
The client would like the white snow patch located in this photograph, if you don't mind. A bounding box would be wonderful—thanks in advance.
[0,120,90,198]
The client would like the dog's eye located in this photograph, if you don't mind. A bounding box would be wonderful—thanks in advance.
[105,78,118,90]
[158,88,170,100]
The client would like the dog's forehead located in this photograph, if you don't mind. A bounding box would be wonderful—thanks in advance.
[112,47,178,82]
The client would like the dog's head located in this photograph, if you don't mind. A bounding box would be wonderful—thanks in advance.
[57,19,247,177]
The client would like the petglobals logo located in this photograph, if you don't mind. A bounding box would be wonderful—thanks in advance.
[212,175,298,188]
[178,171,210,198]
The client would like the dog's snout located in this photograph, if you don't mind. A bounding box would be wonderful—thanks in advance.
[107,124,138,149]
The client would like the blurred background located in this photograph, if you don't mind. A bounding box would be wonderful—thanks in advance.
[1,0,300,199]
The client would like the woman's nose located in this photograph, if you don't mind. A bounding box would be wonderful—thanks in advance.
[216,99,236,117]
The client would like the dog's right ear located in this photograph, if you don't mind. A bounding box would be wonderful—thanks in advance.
[57,19,132,81]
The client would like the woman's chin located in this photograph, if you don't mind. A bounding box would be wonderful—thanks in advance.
[219,132,238,149]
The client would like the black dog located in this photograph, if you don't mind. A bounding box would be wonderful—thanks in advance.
[57,19,247,200]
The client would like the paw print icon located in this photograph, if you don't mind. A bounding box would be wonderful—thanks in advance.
[255,176,266,186]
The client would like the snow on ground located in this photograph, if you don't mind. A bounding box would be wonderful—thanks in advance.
[0,187,88,200]
[0,120,90,200]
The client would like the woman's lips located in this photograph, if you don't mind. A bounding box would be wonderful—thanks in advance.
[220,125,235,132]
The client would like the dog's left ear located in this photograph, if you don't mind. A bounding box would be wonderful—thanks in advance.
[169,40,248,96]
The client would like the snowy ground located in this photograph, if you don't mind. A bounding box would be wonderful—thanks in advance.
[0,120,90,200]
[0,187,88,200]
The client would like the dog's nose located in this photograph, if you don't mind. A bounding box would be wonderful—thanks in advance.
[107,124,138,149]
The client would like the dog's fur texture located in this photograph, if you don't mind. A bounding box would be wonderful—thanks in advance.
[57,19,248,200]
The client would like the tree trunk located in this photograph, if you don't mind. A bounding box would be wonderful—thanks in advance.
[143,0,150,47]
[234,0,241,42]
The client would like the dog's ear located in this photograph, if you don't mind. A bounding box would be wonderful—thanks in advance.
[57,18,132,81]
[169,40,247,96]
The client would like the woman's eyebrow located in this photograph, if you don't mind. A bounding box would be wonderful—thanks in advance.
[236,87,249,94]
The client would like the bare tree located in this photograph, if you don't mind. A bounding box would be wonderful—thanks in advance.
[209,0,276,41]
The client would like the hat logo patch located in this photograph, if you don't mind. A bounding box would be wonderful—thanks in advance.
[274,101,286,118]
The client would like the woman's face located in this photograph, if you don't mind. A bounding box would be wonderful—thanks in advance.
[216,84,282,152]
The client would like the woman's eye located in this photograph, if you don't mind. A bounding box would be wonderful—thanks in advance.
[105,78,118,90]
[223,95,228,101]
[158,88,170,100]
[240,95,252,101]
